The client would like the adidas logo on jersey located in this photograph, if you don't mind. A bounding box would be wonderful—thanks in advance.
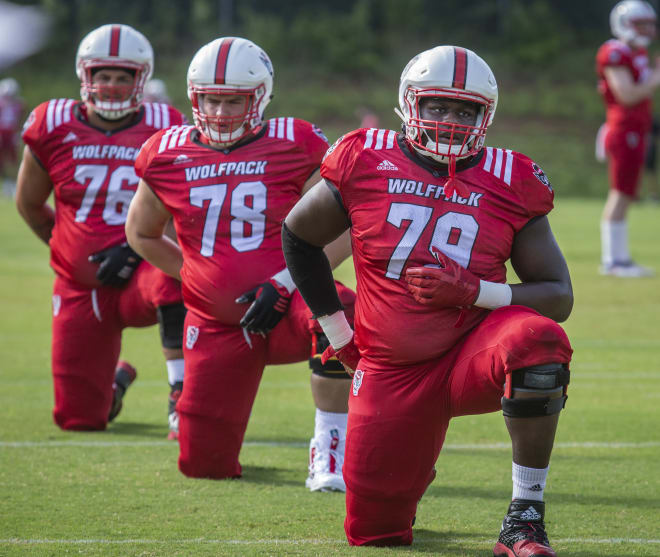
[62,131,79,144]
[520,506,542,521]
[377,159,398,171]
[173,154,192,164]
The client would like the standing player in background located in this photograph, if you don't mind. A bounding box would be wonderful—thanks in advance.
[15,24,187,436]
[283,46,573,555]
[126,37,355,489]
[596,0,660,277]
[0,77,24,196]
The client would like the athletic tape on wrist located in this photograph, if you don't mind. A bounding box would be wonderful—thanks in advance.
[317,310,353,350]
[474,280,512,310]
[272,268,297,294]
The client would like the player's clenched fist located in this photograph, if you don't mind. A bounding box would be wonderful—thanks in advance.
[89,242,143,287]
[236,279,292,335]
[405,248,480,308]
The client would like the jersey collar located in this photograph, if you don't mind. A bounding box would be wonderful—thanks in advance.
[397,134,485,177]
[191,125,268,154]
[74,102,146,136]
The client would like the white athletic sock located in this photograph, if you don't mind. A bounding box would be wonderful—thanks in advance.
[166,358,185,385]
[512,462,548,502]
[601,220,630,266]
[314,408,347,438]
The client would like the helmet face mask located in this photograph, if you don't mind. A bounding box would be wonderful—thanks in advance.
[187,37,273,146]
[610,0,657,48]
[404,87,493,162]
[397,46,498,164]
[76,24,154,120]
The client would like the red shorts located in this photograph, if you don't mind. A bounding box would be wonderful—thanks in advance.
[605,125,647,197]
[342,306,572,546]
[177,283,356,479]
[51,263,182,430]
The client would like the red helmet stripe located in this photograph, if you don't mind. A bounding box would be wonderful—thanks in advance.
[109,25,121,56]
[214,38,235,85]
[452,47,468,89]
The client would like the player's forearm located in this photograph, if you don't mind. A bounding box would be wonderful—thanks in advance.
[17,202,54,244]
[127,234,183,280]
[510,281,573,323]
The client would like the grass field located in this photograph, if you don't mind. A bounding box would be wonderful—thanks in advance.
[1,194,659,557]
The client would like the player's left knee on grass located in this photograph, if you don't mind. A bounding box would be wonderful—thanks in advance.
[502,363,570,417]
[157,303,186,349]
[309,330,352,379]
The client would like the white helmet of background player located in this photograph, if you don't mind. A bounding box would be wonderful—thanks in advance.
[76,24,154,120]
[610,1,657,48]
[0,78,20,98]
[396,45,498,164]
[187,37,274,144]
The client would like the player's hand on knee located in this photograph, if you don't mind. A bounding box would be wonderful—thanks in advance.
[236,279,292,335]
[321,337,360,376]
[405,247,480,308]
[89,242,142,287]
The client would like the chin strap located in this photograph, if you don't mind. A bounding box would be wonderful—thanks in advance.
[443,155,469,199]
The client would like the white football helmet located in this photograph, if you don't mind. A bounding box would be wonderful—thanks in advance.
[396,46,498,164]
[0,78,20,98]
[144,78,170,103]
[610,1,657,48]
[187,37,273,144]
[76,24,153,120]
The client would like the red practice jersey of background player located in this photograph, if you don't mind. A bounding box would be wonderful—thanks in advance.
[321,128,554,367]
[22,100,186,286]
[135,118,329,324]
[596,39,652,131]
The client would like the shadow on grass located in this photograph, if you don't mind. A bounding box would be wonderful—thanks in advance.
[238,464,308,488]
[106,421,168,438]
[424,483,659,511]
[407,528,493,555]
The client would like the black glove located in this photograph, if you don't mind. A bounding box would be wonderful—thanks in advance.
[236,279,292,335]
[88,242,142,287]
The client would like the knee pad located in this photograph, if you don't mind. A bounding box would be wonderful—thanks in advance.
[502,363,570,418]
[156,303,186,349]
[309,330,352,379]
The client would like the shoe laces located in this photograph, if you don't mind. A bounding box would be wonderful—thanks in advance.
[500,517,550,547]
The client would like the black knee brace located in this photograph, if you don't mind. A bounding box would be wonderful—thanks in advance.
[156,303,186,349]
[501,363,570,418]
[309,331,352,379]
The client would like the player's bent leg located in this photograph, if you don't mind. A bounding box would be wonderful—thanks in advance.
[157,302,186,440]
[177,410,243,479]
[343,363,446,546]
[306,310,353,492]
[51,278,122,430]
[177,312,266,479]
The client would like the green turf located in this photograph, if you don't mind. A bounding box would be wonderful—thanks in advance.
[1,195,659,556]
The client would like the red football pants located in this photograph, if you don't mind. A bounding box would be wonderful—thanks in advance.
[51,263,182,430]
[343,306,573,546]
[177,283,356,479]
[605,125,647,197]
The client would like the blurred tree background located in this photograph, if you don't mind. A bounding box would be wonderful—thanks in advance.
[3,0,660,198]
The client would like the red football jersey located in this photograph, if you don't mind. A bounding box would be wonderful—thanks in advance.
[321,129,554,366]
[22,99,186,287]
[135,118,329,324]
[596,39,652,131]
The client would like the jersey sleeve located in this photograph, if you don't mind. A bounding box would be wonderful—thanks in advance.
[509,152,555,220]
[320,129,365,210]
[167,105,188,126]
[596,42,632,71]
[293,119,330,171]
[21,101,60,167]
